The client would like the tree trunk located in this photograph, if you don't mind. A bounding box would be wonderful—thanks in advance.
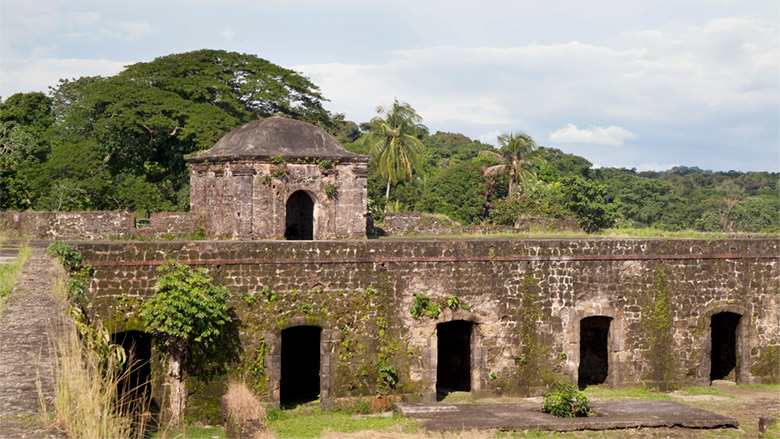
[166,345,187,426]
[384,178,391,212]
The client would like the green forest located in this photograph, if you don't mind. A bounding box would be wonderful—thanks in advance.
[1,50,777,234]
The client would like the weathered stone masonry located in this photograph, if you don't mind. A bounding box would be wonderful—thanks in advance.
[74,238,779,417]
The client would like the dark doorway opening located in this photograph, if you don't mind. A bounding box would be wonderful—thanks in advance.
[280,326,321,407]
[285,191,314,240]
[437,320,472,399]
[111,331,152,411]
[578,316,611,388]
[711,312,741,382]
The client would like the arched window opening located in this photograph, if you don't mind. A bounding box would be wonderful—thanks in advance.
[711,312,741,382]
[280,326,321,407]
[285,191,315,240]
[578,316,611,388]
[436,320,472,400]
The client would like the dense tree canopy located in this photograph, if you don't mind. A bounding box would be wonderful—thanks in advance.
[1,50,333,213]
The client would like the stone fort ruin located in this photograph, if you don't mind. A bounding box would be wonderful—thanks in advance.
[1,117,777,421]
[187,117,369,240]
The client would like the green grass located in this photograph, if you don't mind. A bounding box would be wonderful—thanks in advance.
[267,406,418,438]
[679,385,733,397]
[581,386,672,400]
[736,383,780,390]
[148,426,225,439]
[0,244,31,316]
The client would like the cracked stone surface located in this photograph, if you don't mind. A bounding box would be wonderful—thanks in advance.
[394,400,739,432]
[0,245,68,438]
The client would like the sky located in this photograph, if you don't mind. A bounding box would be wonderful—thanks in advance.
[1,0,778,172]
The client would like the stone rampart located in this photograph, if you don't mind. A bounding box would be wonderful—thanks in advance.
[0,211,134,240]
[382,212,580,236]
[0,211,204,240]
[72,237,780,418]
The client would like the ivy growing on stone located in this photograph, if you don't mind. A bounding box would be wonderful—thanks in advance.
[318,159,332,171]
[324,184,338,198]
[270,156,285,166]
[410,291,469,319]
[410,291,438,318]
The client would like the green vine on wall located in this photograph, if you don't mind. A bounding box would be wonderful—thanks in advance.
[248,337,268,394]
[47,242,126,372]
[409,291,470,319]
[643,266,676,387]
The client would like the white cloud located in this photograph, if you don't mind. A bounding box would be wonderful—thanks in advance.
[0,56,128,97]
[477,130,502,146]
[549,124,638,146]
[112,20,154,40]
[222,29,237,40]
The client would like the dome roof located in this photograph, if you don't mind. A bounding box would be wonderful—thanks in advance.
[187,117,367,162]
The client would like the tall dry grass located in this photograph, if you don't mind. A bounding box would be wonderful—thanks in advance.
[42,273,150,438]
[224,380,267,423]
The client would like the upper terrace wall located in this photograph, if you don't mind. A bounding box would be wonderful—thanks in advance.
[0,211,204,240]
[72,237,780,413]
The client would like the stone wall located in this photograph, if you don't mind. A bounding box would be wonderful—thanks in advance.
[382,212,580,236]
[73,238,779,419]
[0,211,134,240]
[0,211,204,240]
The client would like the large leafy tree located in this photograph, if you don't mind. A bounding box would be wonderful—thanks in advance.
[365,99,428,205]
[0,92,55,209]
[14,49,333,212]
[554,176,619,233]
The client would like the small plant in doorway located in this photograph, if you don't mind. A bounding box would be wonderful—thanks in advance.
[542,382,591,417]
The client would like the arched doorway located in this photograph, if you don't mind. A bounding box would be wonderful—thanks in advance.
[578,316,611,388]
[285,191,315,240]
[436,320,472,399]
[280,326,321,407]
[111,331,152,412]
[711,312,741,382]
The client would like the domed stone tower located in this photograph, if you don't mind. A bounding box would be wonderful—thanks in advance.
[186,117,369,239]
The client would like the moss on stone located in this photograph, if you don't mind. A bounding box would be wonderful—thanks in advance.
[642,266,677,389]
[752,345,779,382]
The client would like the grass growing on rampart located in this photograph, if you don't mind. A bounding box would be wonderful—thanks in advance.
[0,243,31,316]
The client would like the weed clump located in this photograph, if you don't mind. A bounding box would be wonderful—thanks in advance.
[542,382,591,418]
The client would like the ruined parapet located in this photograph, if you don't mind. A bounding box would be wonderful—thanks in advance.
[0,210,206,240]
[0,211,134,240]
[186,117,369,240]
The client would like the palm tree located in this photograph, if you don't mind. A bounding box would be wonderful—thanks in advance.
[366,99,427,205]
[484,132,546,198]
